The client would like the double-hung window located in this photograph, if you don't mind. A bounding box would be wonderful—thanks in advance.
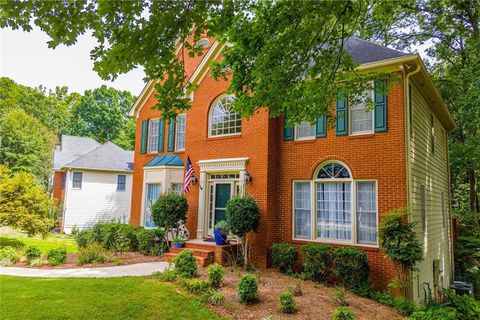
[148,119,159,153]
[175,114,186,151]
[72,172,83,189]
[171,183,183,195]
[350,88,374,134]
[117,175,126,191]
[293,162,378,245]
[295,121,315,140]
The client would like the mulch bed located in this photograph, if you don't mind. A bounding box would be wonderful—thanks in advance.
[13,252,162,269]
[197,268,402,320]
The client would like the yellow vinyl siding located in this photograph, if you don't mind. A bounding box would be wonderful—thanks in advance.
[409,81,452,302]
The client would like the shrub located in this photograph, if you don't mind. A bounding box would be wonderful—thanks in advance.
[75,229,92,248]
[173,250,197,278]
[393,296,416,316]
[151,192,188,248]
[332,287,348,306]
[271,243,298,273]
[24,246,42,264]
[444,289,480,319]
[332,307,356,320]
[279,290,297,314]
[102,223,140,252]
[410,306,457,320]
[237,274,259,304]
[370,290,394,307]
[379,208,423,297]
[181,278,210,294]
[77,243,106,265]
[226,195,260,268]
[203,290,225,306]
[332,247,370,294]
[91,222,106,243]
[301,243,332,282]
[47,247,67,266]
[207,263,225,289]
[155,268,177,282]
[0,247,19,266]
[136,228,165,256]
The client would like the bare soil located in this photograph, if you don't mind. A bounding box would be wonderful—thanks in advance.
[14,252,162,269]
[199,268,403,320]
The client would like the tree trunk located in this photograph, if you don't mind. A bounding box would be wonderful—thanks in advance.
[468,169,479,212]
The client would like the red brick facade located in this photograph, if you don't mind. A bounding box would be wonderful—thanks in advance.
[130,43,406,290]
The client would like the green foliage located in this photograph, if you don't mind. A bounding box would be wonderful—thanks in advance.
[136,228,165,256]
[102,223,140,252]
[0,109,56,184]
[332,306,356,320]
[47,247,67,266]
[301,243,332,282]
[203,290,225,306]
[213,220,229,235]
[24,246,42,264]
[332,247,370,294]
[0,165,55,236]
[155,268,178,282]
[409,306,457,320]
[279,290,297,314]
[393,296,416,316]
[180,278,210,294]
[270,243,298,273]
[75,230,92,248]
[444,289,480,320]
[332,287,348,306]
[151,192,188,244]
[77,243,106,265]
[237,274,259,304]
[0,247,19,266]
[226,195,260,237]
[207,263,225,289]
[370,290,394,307]
[173,250,197,278]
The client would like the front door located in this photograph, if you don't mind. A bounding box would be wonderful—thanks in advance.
[208,182,233,235]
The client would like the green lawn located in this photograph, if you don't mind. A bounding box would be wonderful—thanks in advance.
[0,276,224,320]
[0,229,77,253]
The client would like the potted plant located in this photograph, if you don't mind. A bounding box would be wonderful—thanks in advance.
[213,220,229,245]
[173,236,185,248]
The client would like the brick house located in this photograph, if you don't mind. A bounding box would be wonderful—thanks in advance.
[129,37,455,301]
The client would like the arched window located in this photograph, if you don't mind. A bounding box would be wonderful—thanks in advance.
[293,161,377,245]
[209,95,241,137]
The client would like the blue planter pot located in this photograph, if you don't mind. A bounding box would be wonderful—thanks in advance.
[214,228,227,245]
[173,242,184,248]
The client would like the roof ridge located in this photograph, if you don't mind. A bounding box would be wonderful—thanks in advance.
[347,36,407,55]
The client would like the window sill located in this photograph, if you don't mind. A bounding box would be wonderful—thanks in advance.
[292,138,317,143]
[206,134,242,141]
[291,238,379,251]
[346,133,376,140]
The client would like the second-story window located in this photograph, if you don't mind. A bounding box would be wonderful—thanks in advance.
[350,89,374,135]
[175,114,186,151]
[148,119,159,153]
[295,121,315,140]
[209,95,241,137]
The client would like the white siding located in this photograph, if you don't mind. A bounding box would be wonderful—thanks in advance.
[409,82,452,302]
[63,170,132,234]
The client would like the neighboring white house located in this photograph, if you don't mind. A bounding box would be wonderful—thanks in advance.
[52,135,133,234]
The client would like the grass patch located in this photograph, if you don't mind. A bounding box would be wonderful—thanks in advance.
[0,230,77,253]
[0,276,224,320]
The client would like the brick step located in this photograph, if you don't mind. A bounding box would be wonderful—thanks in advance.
[170,247,214,258]
[163,251,214,267]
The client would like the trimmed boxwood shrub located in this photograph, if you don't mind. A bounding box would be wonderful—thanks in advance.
[173,250,197,278]
[181,278,210,294]
[47,248,67,266]
[136,228,165,256]
[279,290,297,314]
[301,243,332,282]
[237,274,259,304]
[271,243,298,273]
[332,247,370,294]
[207,263,225,289]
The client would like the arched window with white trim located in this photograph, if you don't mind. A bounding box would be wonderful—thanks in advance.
[208,95,241,137]
[293,161,377,245]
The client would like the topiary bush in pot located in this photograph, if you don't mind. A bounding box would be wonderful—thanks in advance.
[271,243,298,273]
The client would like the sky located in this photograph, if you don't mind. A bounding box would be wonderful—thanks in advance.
[0,27,146,95]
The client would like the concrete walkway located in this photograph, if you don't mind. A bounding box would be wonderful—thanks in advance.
[0,261,169,278]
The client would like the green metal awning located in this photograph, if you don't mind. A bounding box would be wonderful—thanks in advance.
[144,154,184,167]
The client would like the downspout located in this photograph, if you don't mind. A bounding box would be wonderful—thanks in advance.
[402,62,421,300]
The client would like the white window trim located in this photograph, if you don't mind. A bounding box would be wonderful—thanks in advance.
[349,87,375,136]
[294,121,316,141]
[117,174,126,192]
[147,118,160,154]
[291,162,378,247]
[175,114,186,152]
[143,182,162,229]
[72,172,83,190]
[208,95,241,138]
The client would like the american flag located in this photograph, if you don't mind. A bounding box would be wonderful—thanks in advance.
[183,156,195,193]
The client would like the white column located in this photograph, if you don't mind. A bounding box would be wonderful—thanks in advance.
[196,171,207,239]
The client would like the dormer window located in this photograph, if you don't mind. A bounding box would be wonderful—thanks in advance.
[208,95,241,137]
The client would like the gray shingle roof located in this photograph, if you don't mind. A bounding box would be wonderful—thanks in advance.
[64,141,134,172]
[343,37,408,64]
[53,135,101,171]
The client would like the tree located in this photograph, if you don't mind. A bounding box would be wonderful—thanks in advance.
[69,85,136,149]
[225,195,260,268]
[0,109,57,184]
[0,165,56,237]
[0,1,393,123]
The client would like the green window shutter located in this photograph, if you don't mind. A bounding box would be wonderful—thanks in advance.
[167,117,175,152]
[315,115,327,137]
[336,93,348,136]
[283,108,294,141]
[158,119,165,152]
[140,119,148,154]
[374,79,388,132]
